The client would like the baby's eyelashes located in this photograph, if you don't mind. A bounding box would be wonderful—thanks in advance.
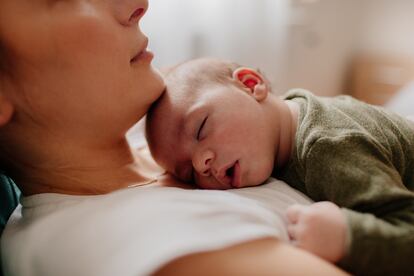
[196,116,208,140]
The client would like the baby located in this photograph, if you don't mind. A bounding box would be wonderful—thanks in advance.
[146,58,414,275]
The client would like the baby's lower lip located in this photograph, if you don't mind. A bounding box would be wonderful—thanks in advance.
[231,161,242,188]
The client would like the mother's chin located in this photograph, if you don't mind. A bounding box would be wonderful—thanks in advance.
[121,67,165,131]
[143,66,166,105]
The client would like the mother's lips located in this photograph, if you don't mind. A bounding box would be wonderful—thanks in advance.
[130,38,153,64]
[130,48,154,64]
[130,50,142,63]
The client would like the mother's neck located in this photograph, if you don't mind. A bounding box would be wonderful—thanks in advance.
[17,136,149,196]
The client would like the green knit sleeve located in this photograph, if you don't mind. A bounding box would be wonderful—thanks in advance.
[304,134,414,276]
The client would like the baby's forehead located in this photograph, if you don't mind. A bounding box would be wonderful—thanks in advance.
[147,93,188,164]
[150,94,183,139]
[148,69,213,166]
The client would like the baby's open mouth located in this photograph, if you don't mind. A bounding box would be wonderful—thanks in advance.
[212,160,242,189]
[226,164,235,179]
[225,161,241,188]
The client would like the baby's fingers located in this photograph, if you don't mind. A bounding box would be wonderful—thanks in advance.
[287,223,298,242]
[285,204,307,223]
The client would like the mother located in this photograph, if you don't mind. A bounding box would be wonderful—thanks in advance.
[0,1,346,275]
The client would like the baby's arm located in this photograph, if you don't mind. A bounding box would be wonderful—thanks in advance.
[301,136,414,275]
[286,201,347,263]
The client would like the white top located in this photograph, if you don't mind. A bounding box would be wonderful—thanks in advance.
[1,178,311,276]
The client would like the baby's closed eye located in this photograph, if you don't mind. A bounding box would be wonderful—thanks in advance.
[196,116,209,140]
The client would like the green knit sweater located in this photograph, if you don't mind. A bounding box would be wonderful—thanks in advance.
[276,89,414,276]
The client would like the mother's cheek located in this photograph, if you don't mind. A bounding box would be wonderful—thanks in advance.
[52,10,125,67]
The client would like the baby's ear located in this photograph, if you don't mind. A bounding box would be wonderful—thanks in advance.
[0,93,14,127]
[232,67,270,102]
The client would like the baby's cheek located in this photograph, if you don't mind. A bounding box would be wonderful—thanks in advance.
[251,158,274,185]
[196,176,224,190]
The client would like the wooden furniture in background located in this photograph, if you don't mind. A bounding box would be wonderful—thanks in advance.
[349,55,414,106]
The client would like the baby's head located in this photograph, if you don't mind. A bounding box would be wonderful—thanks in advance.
[146,58,278,189]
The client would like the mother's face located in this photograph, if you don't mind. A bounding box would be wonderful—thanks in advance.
[0,0,164,137]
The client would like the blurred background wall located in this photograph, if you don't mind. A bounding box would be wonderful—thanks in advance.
[142,0,414,112]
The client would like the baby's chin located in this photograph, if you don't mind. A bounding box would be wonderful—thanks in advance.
[239,178,269,188]
[242,166,274,187]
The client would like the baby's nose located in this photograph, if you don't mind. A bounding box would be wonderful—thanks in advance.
[193,149,215,177]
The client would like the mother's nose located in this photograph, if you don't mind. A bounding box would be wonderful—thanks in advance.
[193,149,215,177]
[112,0,149,26]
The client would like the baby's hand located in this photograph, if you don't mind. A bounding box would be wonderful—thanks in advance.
[285,201,347,263]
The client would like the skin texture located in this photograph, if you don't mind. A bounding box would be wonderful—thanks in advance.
[147,58,297,190]
[0,0,165,195]
[0,2,348,275]
[286,202,348,262]
[147,58,349,263]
